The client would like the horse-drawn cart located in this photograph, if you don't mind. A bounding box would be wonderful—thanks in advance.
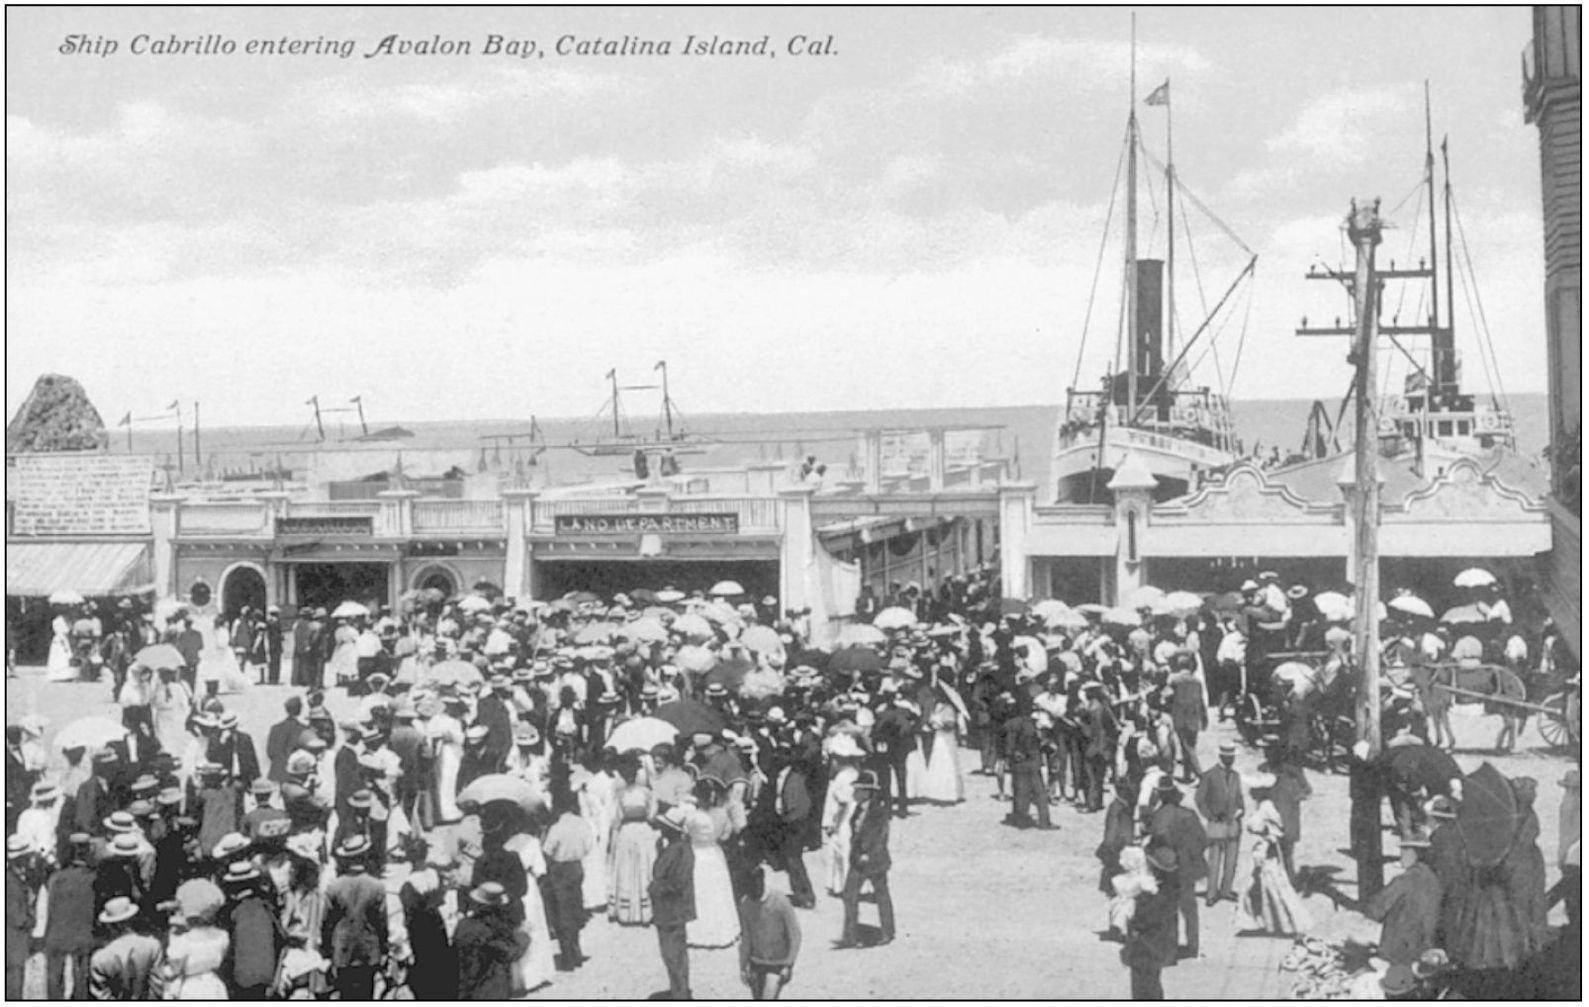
[1234,650,1356,771]
[1428,666,1581,749]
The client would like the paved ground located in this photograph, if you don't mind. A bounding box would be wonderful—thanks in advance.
[6,666,1575,999]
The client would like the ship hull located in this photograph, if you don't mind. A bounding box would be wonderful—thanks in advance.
[1052,424,1234,503]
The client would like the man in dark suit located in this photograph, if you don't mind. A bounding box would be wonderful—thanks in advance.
[208,711,261,788]
[5,838,34,999]
[74,750,119,837]
[292,609,323,688]
[262,607,285,685]
[1166,655,1207,782]
[173,616,204,693]
[476,675,517,769]
[4,727,34,835]
[1194,742,1245,905]
[1148,778,1208,958]
[649,807,696,1000]
[1004,707,1055,830]
[868,698,918,819]
[838,770,894,948]
[770,752,817,908]
[265,696,306,783]
[1124,843,1181,999]
[333,725,367,825]
[1081,683,1116,812]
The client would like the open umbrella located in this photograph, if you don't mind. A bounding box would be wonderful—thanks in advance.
[709,580,745,597]
[739,668,787,701]
[739,625,785,661]
[873,607,917,631]
[1312,591,1353,622]
[457,773,545,813]
[1121,585,1166,610]
[606,716,678,753]
[1049,609,1090,631]
[1453,761,1519,869]
[1441,604,1486,625]
[1076,602,1109,616]
[131,643,185,672]
[628,588,660,606]
[1031,598,1070,619]
[1102,606,1141,628]
[829,646,885,675]
[674,645,718,674]
[700,600,743,626]
[706,654,755,691]
[1453,568,1497,589]
[422,659,484,688]
[48,589,84,606]
[835,623,888,647]
[455,595,493,614]
[574,622,619,645]
[618,618,669,644]
[672,613,713,641]
[54,716,127,753]
[331,600,370,619]
[1164,591,1205,618]
[1272,661,1319,693]
[1387,595,1435,620]
[654,697,727,737]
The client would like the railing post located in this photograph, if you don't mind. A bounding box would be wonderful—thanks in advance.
[377,489,419,538]
[501,488,537,602]
[149,493,184,599]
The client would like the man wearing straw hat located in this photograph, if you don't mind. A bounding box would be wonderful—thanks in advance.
[88,896,164,999]
[324,835,388,1001]
[1365,831,1443,968]
[1123,843,1180,1000]
[837,770,896,949]
[222,859,281,999]
[43,833,96,998]
[649,805,696,1000]
[454,881,527,999]
[4,836,35,999]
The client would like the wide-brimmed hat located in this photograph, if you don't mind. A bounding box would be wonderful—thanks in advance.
[1217,741,1237,756]
[221,861,261,885]
[103,811,137,834]
[286,751,318,776]
[250,779,277,798]
[1424,795,1457,821]
[347,789,374,810]
[513,725,541,747]
[828,734,863,759]
[469,881,509,907]
[653,807,690,834]
[30,781,59,802]
[852,770,882,792]
[211,833,250,860]
[335,835,371,859]
[1155,777,1181,798]
[108,834,142,858]
[217,711,240,730]
[5,836,31,861]
[157,787,184,807]
[1144,844,1178,873]
[98,896,139,925]
[128,800,155,818]
[1245,772,1277,792]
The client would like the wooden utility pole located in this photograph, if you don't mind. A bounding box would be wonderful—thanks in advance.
[1347,198,1384,758]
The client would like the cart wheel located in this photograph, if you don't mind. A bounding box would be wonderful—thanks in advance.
[1539,691,1580,748]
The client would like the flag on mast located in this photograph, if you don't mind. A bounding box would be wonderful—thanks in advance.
[1144,79,1170,106]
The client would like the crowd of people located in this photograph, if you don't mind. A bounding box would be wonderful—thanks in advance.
[1,564,1578,1001]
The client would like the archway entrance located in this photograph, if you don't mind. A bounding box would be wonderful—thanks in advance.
[414,566,458,597]
[221,566,267,621]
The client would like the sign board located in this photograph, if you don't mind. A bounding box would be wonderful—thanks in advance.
[554,513,738,536]
[276,515,374,537]
[8,454,154,536]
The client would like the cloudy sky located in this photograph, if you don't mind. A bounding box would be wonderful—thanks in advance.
[6,6,1547,430]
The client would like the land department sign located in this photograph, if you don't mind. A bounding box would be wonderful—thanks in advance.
[554,513,738,536]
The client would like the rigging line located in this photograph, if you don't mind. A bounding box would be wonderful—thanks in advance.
[1385,173,1426,218]
[1450,191,1509,410]
[1453,249,1501,409]
[1129,255,1256,424]
[1174,185,1226,396]
[1071,120,1131,391]
[1139,148,1253,257]
[1391,188,1425,322]
[1226,270,1256,395]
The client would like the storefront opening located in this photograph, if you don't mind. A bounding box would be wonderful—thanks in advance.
[293,563,390,615]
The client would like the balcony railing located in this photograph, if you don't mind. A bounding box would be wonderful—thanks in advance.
[413,499,506,534]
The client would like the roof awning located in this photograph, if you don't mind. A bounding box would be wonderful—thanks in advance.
[5,541,154,597]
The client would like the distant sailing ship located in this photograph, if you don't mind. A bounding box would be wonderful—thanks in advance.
[570,360,716,459]
[1052,43,1254,504]
[1294,88,1517,469]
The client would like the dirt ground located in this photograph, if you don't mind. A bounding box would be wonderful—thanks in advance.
[5,666,1575,1000]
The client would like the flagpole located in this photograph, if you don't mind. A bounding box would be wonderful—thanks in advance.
[1125,14,1139,417]
[1165,79,1175,364]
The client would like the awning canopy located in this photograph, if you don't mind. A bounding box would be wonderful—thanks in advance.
[5,541,154,597]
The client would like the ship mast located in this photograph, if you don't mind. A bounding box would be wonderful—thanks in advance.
[606,369,621,438]
[1165,79,1175,365]
[656,359,675,439]
[1125,16,1140,416]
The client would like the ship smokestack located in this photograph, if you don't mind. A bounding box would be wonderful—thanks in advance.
[1136,259,1164,379]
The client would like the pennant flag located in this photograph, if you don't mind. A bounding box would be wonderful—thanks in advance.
[167,400,180,411]
[1144,80,1170,106]
[117,411,131,427]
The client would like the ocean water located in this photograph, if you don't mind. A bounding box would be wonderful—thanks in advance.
[104,394,1548,494]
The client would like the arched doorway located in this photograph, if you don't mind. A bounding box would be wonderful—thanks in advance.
[220,565,267,621]
[413,565,458,598]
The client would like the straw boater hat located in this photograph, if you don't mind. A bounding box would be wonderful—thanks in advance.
[98,897,139,926]
[103,811,137,834]
[513,724,541,747]
[5,836,31,861]
[335,835,371,860]
[653,806,690,834]
[211,833,250,860]
[1424,795,1457,821]
[108,834,142,858]
[30,781,58,803]
[221,861,261,885]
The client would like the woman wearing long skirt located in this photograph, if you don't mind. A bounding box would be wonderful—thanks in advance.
[685,803,740,948]
[578,754,617,912]
[427,699,467,826]
[326,619,360,690]
[46,612,76,682]
[1237,775,1311,936]
[607,759,658,925]
[822,736,863,896]
[921,700,966,804]
[504,831,556,994]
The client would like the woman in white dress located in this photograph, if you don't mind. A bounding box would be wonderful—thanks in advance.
[822,735,864,896]
[426,698,467,826]
[192,609,249,695]
[685,798,740,949]
[902,696,930,801]
[326,619,360,690]
[45,612,76,682]
[920,693,966,805]
[162,912,231,999]
[504,830,556,994]
[578,754,617,912]
[151,667,194,753]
